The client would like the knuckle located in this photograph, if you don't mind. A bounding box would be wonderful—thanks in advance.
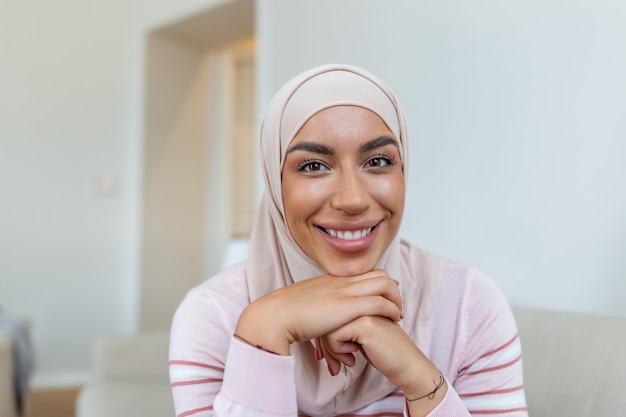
[356,315,379,332]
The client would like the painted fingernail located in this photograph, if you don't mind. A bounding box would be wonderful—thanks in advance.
[327,363,335,376]
[315,348,321,361]
[400,313,404,320]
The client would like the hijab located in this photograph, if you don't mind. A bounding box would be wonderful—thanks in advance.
[245,64,439,416]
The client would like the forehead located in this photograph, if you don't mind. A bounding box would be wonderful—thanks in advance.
[291,106,394,144]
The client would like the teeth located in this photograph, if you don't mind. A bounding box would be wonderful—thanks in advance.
[326,228,372,241]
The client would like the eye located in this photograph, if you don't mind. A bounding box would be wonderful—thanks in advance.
[365,155,395,169]
[298,160,328,173]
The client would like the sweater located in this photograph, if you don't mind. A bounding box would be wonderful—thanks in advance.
[169,254,527,417]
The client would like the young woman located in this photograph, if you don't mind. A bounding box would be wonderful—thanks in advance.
[169,64,527,417]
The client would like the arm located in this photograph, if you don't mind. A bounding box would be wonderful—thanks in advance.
[169,274,299,417]
[170,268,403,417]
[317,269,527,417]
[443,271,527,416]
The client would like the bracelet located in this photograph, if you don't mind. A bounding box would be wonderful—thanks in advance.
[233,333,280,355]
[405,374,445,402]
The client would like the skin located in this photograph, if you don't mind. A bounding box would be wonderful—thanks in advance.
[282,104,405,277]
[235,106,446,416]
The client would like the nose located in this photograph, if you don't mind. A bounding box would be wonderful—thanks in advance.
[330,170,371,214]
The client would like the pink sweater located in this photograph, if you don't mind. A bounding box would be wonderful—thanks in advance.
[169,255,528,417]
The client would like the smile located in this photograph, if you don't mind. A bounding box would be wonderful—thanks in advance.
[321,227,374,241]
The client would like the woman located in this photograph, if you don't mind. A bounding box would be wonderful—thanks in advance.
[169,64,527,417]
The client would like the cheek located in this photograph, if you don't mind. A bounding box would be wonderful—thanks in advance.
[282,178,330,226]
[372,175,405,214]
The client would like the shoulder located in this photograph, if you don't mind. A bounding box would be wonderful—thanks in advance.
[423,250,519,369]
[403,242,507,313]
[403,242,516,345]
[169,262,251,366]
[172,261,250,334]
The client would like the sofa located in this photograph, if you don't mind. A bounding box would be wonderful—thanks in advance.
[76,307,626,417]
[76,332,174,417]
[0,314,32,417]
[0,335,18,417]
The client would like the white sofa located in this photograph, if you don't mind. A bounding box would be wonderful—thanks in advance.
[76,307,626,417]
[76,332,174,417]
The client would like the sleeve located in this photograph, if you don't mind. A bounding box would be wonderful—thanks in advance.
[433,270,528,417]
[401,377,470,417]
[169,286,299,417]
[404,270,528,417]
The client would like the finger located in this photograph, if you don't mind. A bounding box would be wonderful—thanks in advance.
[324,315,387,357]
[314,337,324,361]
[325,339,358,367]
[318,337,343,376]
[348,294,403,322]
[317,333,359,370]
[346,271,403,311]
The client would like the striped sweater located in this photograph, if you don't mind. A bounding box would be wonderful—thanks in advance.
[169,255,527,417]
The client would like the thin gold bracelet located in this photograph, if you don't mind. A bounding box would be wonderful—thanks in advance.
[406,374,445,401]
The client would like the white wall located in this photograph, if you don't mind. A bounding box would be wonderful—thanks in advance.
[257,0,626,317]
[0,0,138,386]
[0,0,244,387]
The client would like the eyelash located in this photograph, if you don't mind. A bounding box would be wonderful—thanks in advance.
[366,154,396,169]
[297,159,328,172]
[296,154,396,173]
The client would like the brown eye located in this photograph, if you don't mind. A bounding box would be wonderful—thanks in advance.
[366,156,394,168]
[298,160,328,173]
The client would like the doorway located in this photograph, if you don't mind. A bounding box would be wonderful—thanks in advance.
[140,0,255,331]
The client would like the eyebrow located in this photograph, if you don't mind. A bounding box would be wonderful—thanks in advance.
[286,135,399,155]
[287,141,333,155]
[359,135,398,153]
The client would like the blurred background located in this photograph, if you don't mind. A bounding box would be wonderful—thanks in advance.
[1,0,625,399]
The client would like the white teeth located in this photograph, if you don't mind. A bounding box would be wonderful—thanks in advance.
[326,228,372,241]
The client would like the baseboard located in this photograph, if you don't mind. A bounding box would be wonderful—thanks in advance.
[31,368,92,389]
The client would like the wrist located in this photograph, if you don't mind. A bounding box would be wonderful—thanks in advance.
[235,301,292,355]
[403,372,448,417]
[404,373,445,402]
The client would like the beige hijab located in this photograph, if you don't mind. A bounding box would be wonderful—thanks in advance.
[245,64,439,416]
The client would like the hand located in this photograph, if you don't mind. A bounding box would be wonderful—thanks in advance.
[316,315,422,387]
[235,270,403,355]
[316,315,447,416]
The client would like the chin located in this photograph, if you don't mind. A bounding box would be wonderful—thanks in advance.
[323,259,377,277]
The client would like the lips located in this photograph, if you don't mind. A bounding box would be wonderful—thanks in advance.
[315,221,381,254]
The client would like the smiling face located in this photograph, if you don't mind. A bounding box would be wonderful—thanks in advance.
[281,105,405,277]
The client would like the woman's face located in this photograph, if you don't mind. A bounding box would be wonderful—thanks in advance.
[282,105,405,276]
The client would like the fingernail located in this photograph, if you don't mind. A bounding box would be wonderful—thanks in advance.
[400,313,404,320]
[315,348,321,361]
[327,363,335,376]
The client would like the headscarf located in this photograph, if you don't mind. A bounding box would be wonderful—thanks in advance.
[245,64,439,416]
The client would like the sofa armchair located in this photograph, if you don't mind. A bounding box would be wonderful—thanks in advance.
[0,335,18,417]
[76,307,626,417]
[76,332,174,417]
[0,314,32,417]
[515,307,626,416]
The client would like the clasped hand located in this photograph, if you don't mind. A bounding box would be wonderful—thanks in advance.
[235,269,424,393]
